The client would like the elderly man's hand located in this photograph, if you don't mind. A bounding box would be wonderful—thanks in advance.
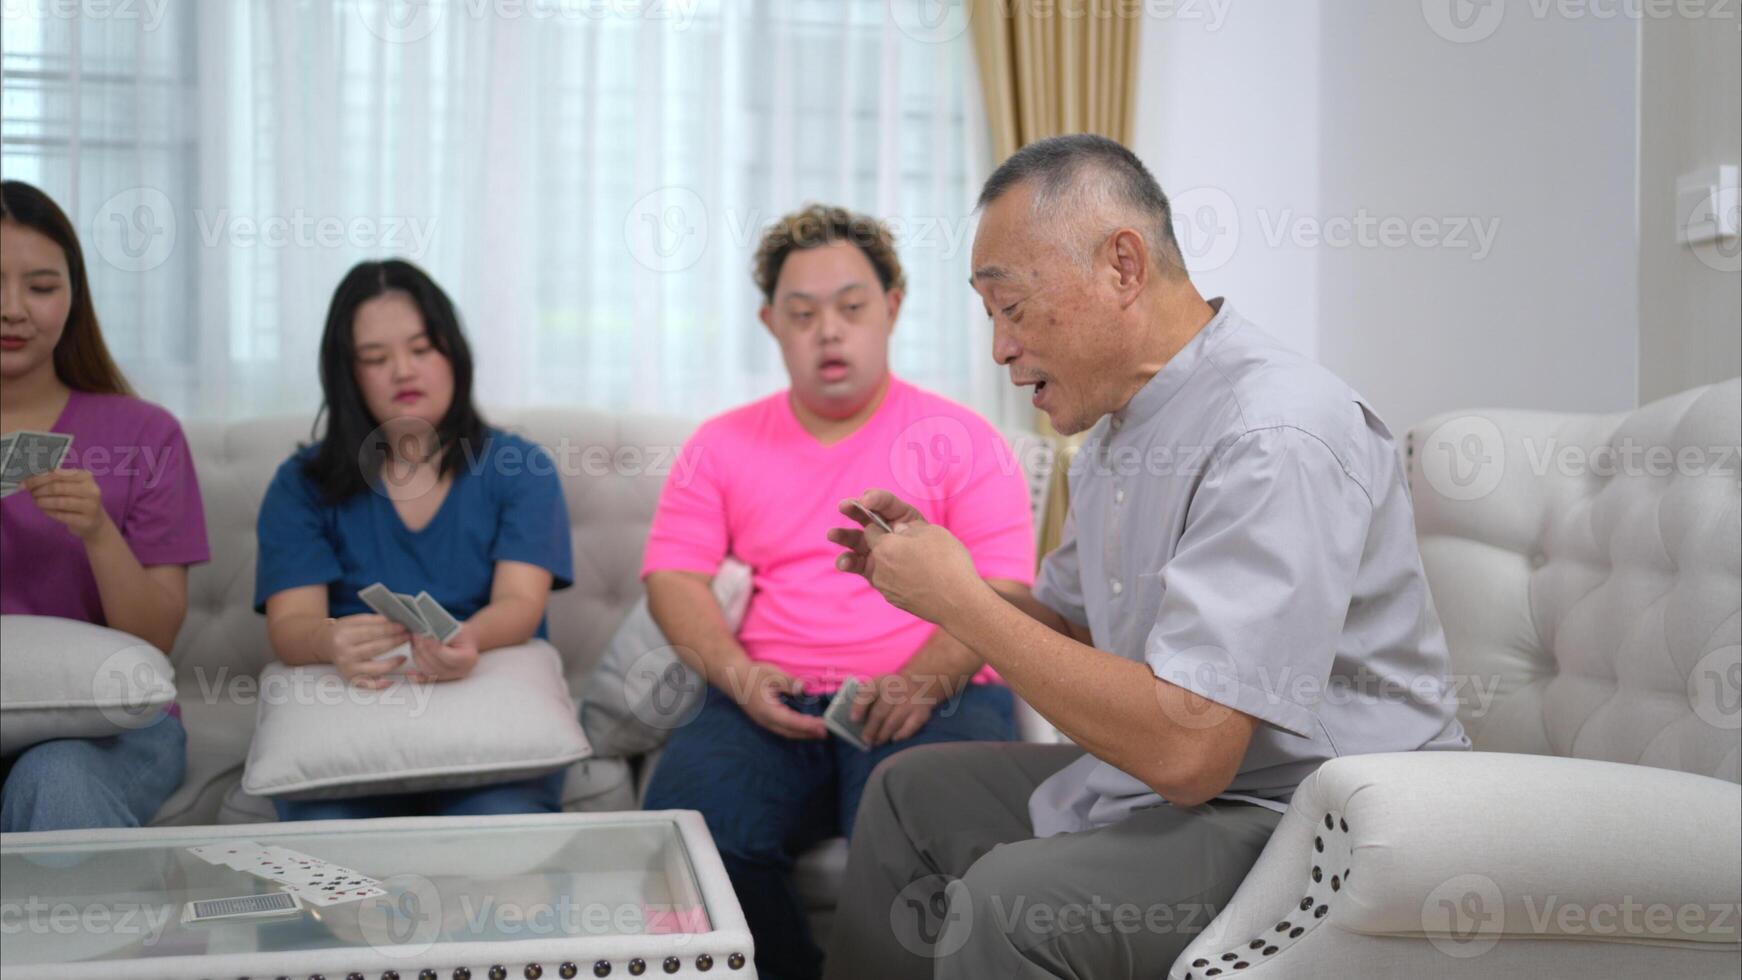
[829,488,986,627]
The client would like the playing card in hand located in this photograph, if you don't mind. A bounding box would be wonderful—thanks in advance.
[824,676,871,751]
[0,430,72,498]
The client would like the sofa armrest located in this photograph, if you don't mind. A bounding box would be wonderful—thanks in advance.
[1171,752,1741,978]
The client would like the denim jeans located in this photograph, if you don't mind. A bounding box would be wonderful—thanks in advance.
[643,681,1017,980]
[0,712,187,832]
[272,768,567,821]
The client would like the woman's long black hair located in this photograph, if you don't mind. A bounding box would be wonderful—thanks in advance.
[302,259,488,504]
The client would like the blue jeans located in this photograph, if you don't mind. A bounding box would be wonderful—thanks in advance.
[643,681,1016,980]
[0,713,187,832]
[272,768,567,821]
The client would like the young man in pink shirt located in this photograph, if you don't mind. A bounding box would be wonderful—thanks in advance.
[640,204,1036,980]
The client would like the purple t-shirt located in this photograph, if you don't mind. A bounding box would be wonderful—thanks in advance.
[0,391,211,624]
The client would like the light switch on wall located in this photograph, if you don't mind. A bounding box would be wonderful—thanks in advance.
[1676,164,1740,246]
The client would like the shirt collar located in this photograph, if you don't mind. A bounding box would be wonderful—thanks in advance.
[1108,297,1235,435]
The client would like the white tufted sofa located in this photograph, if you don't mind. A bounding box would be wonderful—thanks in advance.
[1171,378,1742,979]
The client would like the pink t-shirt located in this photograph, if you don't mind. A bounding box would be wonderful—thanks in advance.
[641,376,1035,689]
[1,391,210,625]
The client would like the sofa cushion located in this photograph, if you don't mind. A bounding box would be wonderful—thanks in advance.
[581,558,753,757]
[0,615,176,755]
[241,641,591,800]
[1409,378,1741,781]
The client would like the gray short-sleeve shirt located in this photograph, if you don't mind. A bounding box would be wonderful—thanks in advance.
[1029,300,1468,836]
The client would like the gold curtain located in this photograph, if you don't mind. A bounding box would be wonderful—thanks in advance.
[967,0,1141,559]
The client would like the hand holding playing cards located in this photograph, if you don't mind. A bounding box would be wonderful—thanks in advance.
[851,672,937,746]
[830,488,985,627]
[406,626,479,683]
[722,662,827,741]
[23,469,111,540]
[323,614,411,688]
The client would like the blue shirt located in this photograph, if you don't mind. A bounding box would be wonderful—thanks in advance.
[254,429,573,638]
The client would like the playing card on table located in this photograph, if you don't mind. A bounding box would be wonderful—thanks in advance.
[187,841,266,869]
[359,582,431,635]
[824,676,871,751]
[0,430,72,498]
[414,591,462,643]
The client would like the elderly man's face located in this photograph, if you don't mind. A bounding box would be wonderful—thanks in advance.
[971,184,1126,435]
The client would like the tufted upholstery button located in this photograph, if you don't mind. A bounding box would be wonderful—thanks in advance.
[1332,875,1341,891]
[1324,814,1333,830]
[696,954,712,971]
[1290,927,1305,938]
[662,958,680,974]
[1314,836,1323,852]
[1339,817,1348,833]
[1314,904,1328,918]
[421,972,438,980]
[1300,896,1313,910]
[454,970,471,980]
[1221,952,1238,961]
[1263,946,1278,955]
[525,969,543,980]
[559,964,578,979]
[1248,939,1264,949]
[592,963,609,978]
[627,960,646,976]
[1312,866,1322,881]
[1193,960,1209,968]
[1276,921,1291,932]
[726,953,745,971]
[490,968,506,980]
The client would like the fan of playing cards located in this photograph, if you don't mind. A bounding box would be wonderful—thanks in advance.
[359,582,463,649]
[0,430,73,498]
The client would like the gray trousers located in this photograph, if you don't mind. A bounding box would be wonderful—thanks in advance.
[823,742,1282,980]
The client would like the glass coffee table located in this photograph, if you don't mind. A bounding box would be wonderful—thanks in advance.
[0,810,753,979]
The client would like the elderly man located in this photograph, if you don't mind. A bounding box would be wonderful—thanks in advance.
[822,134,1469,978]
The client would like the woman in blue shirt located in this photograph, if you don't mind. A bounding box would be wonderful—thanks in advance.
[255,259,573,820]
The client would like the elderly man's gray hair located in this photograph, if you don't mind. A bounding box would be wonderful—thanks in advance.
[976,133,1186,276]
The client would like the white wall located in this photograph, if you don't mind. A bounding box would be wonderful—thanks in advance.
[1134,1,1642,431]
[1637,12,1742,402]
[1131,0,1321,360]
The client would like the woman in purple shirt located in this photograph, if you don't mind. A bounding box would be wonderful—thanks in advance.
[0,181,210,831]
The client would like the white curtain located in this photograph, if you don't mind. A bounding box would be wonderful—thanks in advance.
[1,0,1019,427]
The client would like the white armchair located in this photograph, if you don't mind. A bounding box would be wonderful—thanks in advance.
[1171,379,1742,979]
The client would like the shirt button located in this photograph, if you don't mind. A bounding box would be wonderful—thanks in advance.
[1115,488,1126,504]
[1110,579,1124,595]
[1111,417,1123,431]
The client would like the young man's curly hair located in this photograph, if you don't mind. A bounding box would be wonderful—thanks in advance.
[752,203,906,303]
